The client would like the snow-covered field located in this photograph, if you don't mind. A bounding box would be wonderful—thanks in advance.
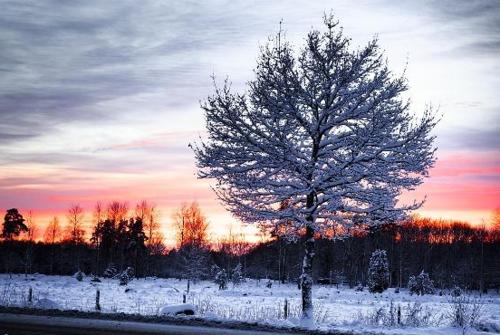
[1,274,499,334]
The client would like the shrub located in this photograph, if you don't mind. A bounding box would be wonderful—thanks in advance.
[119,267,134,286]
[91,276,101,283]
[74,270,84,282]
[352,302,443,328]
[450,286,462,297]
[447,294,483,333]
[103,264,118,278]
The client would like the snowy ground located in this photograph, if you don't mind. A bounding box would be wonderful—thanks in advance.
[0,274,499,334]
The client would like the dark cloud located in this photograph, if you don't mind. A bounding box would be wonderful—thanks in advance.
[436,39,500,58]
[0,0,268,144]
[0,0,498,153]
[399,0,500,56]
[426,0,500,25]
[0,132,39,141]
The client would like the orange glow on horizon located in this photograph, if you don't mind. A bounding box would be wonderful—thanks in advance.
[1,149,498,243]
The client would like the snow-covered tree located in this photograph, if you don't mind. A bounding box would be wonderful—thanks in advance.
[408,270,435,295]
[119,266,134,286]
[103,263,118,278]
[178,244,209,283]
[215,268,228,290]
[367,249,389,293]
[193,15,437,322]
[74,270,84,282]
[232,263,244,286]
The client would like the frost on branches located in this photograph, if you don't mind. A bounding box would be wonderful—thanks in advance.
[193,14,437,322]
[368,249,390,293]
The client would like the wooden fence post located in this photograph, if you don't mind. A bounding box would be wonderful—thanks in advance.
[397,305,401,325]
[96,289,101,311]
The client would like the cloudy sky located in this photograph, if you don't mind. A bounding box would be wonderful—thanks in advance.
[1,0,499,242]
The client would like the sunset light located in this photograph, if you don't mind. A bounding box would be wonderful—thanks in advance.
[0,1,499,333]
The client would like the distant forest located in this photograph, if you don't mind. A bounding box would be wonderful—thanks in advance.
[1,203,499,292]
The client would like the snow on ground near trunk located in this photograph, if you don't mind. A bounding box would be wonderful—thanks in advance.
[0,274,498,334]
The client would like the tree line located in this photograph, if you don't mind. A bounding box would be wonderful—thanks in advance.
[1,204,499,292]
[244,214,500,292]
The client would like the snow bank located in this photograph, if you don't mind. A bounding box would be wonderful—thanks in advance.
[34,298,60,310]
[159,303,196,316]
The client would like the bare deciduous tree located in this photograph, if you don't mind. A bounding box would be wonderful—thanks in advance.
[66,204,85,243]
[135,200,164,250]
[44,216,61,244]
[107,201,129,224]
[173,202,209,248]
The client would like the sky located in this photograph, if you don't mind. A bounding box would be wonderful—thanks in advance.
[0,0,499,243]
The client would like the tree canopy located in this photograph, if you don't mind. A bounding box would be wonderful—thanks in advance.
[193,14,437,322]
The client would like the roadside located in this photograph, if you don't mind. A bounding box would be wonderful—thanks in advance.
[0,308,358,335]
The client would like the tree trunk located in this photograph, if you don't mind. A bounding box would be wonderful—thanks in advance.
[301,224,315,325]
[301,133,318,326]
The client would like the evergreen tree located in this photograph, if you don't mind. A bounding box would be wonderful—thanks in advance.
[215,268,228,290]
[127,217,148,277]
[93,219,117,275]
[178,245,209,283]
[408,270,435,295]
[368,249,390,293]
[2,208,28,240]
[232,263,244,286]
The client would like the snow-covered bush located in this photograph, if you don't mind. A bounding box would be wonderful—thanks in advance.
[450,286,462,297]
[214,269,228,290]
[103,264,118,278]
[404,302,440,327]
[353,302,442,328]
[119,267,134,286]
[231,263,244,286]
[408,271,435,295]
[367,249,389,293]
[73,270,84,282]
[447,294,483,332]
